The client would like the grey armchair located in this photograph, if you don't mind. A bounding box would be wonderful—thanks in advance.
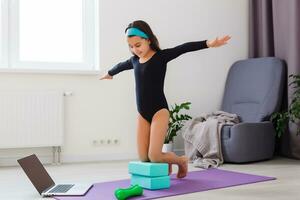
[220,57,286,163]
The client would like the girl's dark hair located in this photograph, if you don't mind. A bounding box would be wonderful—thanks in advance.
[125,20,161,51]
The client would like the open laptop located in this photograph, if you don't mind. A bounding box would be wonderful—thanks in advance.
[17,154,93,197]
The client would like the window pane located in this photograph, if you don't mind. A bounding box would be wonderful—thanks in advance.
[0,2,2,64]
[0,0,6,68]
[19,0,83,62]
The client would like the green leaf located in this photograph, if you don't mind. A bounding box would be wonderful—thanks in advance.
[166,101,193,142]
[272,74,300,138]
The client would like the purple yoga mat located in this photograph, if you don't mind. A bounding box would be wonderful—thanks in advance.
[54,168,275,200]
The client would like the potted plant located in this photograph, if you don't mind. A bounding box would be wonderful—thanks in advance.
[162,102,192,152]
[271,74,300,138]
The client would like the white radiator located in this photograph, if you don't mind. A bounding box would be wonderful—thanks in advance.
[0,91,64,149]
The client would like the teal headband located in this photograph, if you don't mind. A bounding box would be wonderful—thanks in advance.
[126,27,149,39]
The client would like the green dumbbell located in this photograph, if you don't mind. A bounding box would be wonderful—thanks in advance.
[114,184,143,200]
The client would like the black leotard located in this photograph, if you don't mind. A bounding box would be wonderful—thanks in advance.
[108,40,208,123]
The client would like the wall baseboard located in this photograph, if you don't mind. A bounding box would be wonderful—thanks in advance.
[0,149,185,167]
[0,153,138,167]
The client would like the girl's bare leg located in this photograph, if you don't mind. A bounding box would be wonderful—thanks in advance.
[148,109,188,178]
[136,113,151,162]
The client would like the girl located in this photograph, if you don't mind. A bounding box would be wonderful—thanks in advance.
[100,20,230,178]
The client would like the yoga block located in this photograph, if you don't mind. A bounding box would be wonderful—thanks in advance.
[128,161,168,177]
[131,174,170,190]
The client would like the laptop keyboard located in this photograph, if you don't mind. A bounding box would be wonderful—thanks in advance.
[48,184,74,193]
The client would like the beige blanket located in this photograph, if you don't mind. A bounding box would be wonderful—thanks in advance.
[182,111,240,169]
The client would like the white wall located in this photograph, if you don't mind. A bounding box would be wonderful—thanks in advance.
[0,0,249,165]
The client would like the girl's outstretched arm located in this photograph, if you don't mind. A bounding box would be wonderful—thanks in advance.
[163,35,231,62]
[100,57,134,80]
[162,40,208,62]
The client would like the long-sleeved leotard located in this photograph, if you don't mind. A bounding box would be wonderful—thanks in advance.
[108,40,208,123]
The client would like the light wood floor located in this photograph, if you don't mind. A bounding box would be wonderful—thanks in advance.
[1,156,299,200]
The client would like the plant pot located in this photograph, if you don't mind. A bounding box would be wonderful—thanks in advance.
[162,143,173,153]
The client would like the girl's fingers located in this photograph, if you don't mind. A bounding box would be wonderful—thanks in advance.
[219,35,229,41]
[220,37,228,42]
[209,35,230,47]
[217,35,231,46]
[223,35,231,41]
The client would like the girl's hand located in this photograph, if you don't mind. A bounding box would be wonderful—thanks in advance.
[207,35,231,48]
[99,73,113,80]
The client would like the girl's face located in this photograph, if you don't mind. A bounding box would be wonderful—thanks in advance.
[127,36,151,58]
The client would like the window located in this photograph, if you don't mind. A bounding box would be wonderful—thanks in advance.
[0,0,98,72]
[0,0,8,67]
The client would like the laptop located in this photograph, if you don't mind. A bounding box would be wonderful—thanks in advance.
[17,154,93,197]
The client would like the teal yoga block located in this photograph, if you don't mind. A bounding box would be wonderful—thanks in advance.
[128,161,168,177]
[131,174,170,190]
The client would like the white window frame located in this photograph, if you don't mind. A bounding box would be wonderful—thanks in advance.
[0,0,98,73]
[0,0,8,67]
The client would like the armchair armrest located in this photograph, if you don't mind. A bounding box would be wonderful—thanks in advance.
[221,121,276,163]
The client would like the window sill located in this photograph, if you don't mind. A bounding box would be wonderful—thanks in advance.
[0,68,101,75]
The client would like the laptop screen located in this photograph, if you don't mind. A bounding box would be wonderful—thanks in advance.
[17,154,55,194]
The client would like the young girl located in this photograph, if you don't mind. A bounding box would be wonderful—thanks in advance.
[100,20,230,178]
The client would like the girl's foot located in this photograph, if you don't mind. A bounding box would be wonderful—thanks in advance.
[168,163,172,175]
[177,156,188,178]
